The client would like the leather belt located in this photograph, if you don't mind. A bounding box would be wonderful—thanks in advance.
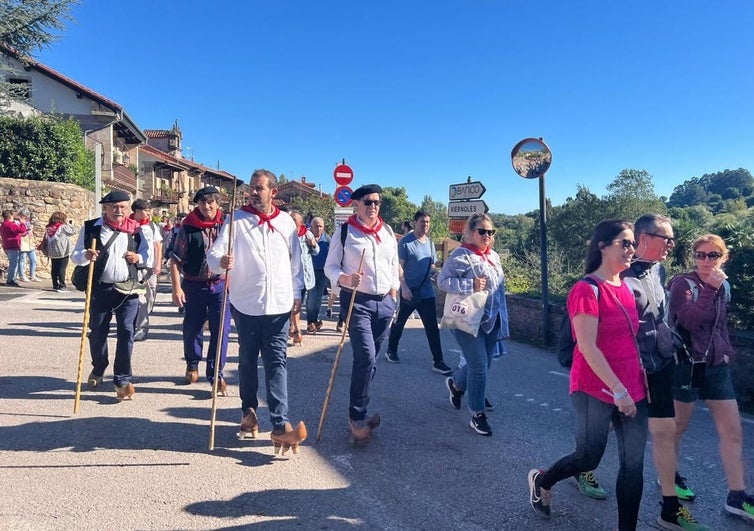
[340,288,389,301]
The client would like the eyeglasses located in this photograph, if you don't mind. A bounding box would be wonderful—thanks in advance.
[646,232,675,245]
[362,199,382,207]
[693,250,724,261]
[476,229,496,236]
[613,239,636,250]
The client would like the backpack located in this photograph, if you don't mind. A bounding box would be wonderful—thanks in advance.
[557,276,600,368]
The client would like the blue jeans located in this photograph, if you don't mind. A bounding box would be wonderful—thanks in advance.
[450,326,497,413]
[88,284,140,387]
[388,296,444,362]
[342,291,395,420]
[17,250,36,279]
[539,392,648,531]
[181,280,230,381]
[306,269,328,324]
[4,249,20,283]
[231,308,289,431]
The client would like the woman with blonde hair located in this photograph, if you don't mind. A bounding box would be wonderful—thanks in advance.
[437,213,508,436]
[668,233,754,523]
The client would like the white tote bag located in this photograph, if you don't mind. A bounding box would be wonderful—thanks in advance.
[441,290,488,336]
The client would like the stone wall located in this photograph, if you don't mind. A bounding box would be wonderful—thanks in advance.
[0,177,94,278]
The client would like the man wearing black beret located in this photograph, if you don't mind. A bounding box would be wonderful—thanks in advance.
[325,184,400,443]
[71,190,149,401]
[169,186,231,395]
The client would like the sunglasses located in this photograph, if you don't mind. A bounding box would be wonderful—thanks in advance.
[646,232,675,245]
[613,239,636,250]
[693,250,724,260]
[362,199,382,207]
[476,229,496,236]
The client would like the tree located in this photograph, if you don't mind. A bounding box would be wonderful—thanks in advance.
[603,169,666,221]
[419,194,449,241]
[379,186,418,232]
[286,193,336,232]
[0,1,79,108]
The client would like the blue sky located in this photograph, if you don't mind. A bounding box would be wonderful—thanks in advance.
[36,1,754,214]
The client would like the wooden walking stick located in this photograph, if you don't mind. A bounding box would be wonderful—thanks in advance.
[209,181,238,451]
[316,249,366,441]
[73,239,98,414]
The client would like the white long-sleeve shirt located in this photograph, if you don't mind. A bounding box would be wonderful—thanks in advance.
[71,219,148,283]
[206,208,303,316]
[324,220,399,296]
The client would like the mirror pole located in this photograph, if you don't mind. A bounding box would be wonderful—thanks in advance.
[539,174,549,345]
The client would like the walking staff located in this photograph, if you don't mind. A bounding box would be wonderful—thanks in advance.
[73,239,97,413]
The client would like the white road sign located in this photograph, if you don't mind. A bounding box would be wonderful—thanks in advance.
[448,200,489,218]
[448,181,487,200]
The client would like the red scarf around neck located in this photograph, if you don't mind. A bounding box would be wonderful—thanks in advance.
[183,207,222,229]
[104,216,138,234]
[462,243,493,265]
[128,213,151,226]
[347,214,384,243]
[297,225,307,237]
[45,222,63,238]
[242,204,281,232]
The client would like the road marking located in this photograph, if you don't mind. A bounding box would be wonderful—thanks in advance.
[549,370,569,378]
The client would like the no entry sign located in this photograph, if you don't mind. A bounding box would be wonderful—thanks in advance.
[334,185,353,206]
[333,164,354,186]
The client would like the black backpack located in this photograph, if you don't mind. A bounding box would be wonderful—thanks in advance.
[557,276,599,368]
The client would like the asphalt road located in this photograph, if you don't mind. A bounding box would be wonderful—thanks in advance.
[0,281,753,530]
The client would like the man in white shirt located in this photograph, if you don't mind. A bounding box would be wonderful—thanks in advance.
[131,199,163,341]
[324,184,400,443]
[71,190,149,401]
[207,169,307,454]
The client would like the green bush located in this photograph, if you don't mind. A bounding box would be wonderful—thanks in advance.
[0,114,94,189]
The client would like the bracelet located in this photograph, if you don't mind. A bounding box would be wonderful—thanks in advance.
[613,389,629,400]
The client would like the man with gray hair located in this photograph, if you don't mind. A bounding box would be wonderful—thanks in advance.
[306,216,330,333]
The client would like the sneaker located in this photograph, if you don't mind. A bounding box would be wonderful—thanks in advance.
[336,322,344,333]
[5,281,20,287]
[575,471,607,500]
[658,505,709,530]
[315,320,323,331]
[469,412,492,436]
[445,377,463,410]
[432,361,453,375]
[29,277,40,282]
[19,276,29,282]
[485,397,494,411]
[725,491,754,522]
[528,469,551,518]
[674,473,696,501]
[384,350,400,363]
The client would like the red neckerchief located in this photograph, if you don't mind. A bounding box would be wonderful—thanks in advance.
[297,225,307,237]
[462,243,493,265]
[182,207,222,229]
[128,214,151,226]
[104,216,138,234]
[347,214,384,243]
[242,204,281,232]
[45,222,63,238]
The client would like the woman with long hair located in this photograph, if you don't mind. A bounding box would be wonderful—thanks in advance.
[528,219,648,531]
[44,211,78,292]
[437,213,508,436]
[668,234,754,523]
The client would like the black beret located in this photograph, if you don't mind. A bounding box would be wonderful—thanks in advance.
[193,186,220,203]
[100,190,130,204]
[351,184,383,200]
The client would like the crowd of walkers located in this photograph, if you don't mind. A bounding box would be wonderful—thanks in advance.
[3,172,754,529]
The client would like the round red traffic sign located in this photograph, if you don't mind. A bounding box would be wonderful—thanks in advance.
[333,164,354,186]
[334,185,353,207]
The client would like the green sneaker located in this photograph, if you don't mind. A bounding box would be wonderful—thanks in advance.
[674,473,696,502]
[657,505,709,530]
[725,492,754,522]
[575,471,607,500]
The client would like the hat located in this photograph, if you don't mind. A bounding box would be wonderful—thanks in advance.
[100,190,130,204]
[351,184,383,201]
[193,186,220,203]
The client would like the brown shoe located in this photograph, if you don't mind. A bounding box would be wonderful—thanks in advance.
[213,378,228,397]
[87,371,103,389]
[185,368,199,384]
[238,408,259,440]
[348,418,373,444]
[270,421,307,455]
[306,323,317,334]
[365,413,381,430]
[115,382,135,402]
